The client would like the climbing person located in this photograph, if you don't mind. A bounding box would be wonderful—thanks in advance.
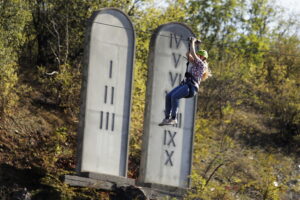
[159,37,211,126]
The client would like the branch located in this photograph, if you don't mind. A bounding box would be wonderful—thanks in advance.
[45,71,58,76]
[203,154,220,178]
[205,163,224,186]
[64,14,69,64]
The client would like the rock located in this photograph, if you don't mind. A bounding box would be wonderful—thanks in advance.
[283,190,300,200]
[287,179,298,187]
[111,185,147,200]
[11,188,31,200]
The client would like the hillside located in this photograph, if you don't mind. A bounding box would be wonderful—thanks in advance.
[1,0,300,199]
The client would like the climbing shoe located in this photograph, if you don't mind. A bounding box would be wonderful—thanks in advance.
[158,118,177,126]
[168,118,178,125]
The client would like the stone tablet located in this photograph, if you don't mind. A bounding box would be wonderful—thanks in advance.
[139,23,196,188]
[77,8,135,177]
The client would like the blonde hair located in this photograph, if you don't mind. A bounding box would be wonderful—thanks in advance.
[202,61,212,81]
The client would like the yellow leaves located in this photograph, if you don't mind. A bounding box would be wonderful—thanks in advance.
[0,1,32,117]
[187,172,207,197]
[41,173,77,199]
[232,177,242,183]
[37,64,81,114]
[234,153,290,200]
[0,0,31,47]
[222,103,234,116]
[222,135,235,149]
[0,63,20,116]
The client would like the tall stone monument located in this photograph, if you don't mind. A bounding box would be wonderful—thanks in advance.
[139,23,197,190]
[77,8,135,178]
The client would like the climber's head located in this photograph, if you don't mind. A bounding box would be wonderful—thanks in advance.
[197,49,208,61]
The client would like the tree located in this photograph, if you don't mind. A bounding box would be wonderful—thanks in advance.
[0,0,31,116]
[25,0,142,113]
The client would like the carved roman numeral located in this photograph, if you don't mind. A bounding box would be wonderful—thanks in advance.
[170,33,182,49]
[100,111,115,132]
[165,150,174,166]
[173,113,182,128]
[164,130,177,147]
[104,86,108,104]
[106,112,109,130]
[100,111,103,129]
[169,72,182,87]
[172,53,181,68]
[111,113,115,131]
[111,87,114,105]
[104,86,115,105]
[178,113,182,128]
[109,60,113,78]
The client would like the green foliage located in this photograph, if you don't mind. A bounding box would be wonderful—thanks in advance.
[37,64,81,114]
[187,16,299,196]
[40,173,76,199]
[0,0,31,116]
[0,63,19,115]
[27,0,139,66]
[129,0,189,177]
[23,0,141,116]
[0,0,299,199]
[28,127,71,170]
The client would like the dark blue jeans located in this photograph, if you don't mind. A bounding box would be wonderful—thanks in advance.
[165,83,196,119]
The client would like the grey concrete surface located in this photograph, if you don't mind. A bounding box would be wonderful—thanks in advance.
[77,8,135,177]
[138,22,196,188]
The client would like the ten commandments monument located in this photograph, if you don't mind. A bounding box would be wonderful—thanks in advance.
[138,23,197,189]
[71,8,197,198]
[76,8,135,178]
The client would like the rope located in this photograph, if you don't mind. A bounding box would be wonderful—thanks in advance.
[93,21,191,41]
[92,21,300,58]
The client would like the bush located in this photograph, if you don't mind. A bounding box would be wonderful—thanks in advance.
[0,63,19,116]
[37,64,81,115]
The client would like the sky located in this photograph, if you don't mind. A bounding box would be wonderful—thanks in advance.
[153,0,300,32]
[276,0,300,16]
[154,0,300,16]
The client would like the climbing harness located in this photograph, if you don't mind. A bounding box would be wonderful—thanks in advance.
[182,37,201,98]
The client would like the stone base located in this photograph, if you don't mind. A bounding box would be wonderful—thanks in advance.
[79,172,135,186]
[64,174,186,200]
[64,174,115,190]
[137,182,186,199]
